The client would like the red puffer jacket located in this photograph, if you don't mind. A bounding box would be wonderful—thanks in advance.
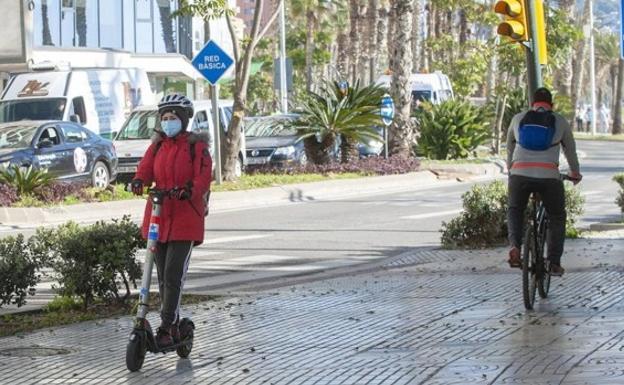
[134,132,212,245]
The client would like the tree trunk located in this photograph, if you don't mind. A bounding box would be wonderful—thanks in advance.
[349,0,361,83]
[389,0,413,157]
[337,29,350,79]
[557,0,575,96]
[368,0,379,83]
[571,0,591,122]
[305,10,315,92]
[612,64,619,114]
[459,9,468,46]
[358,3,370,84]
[613,58,624,134]
[411,0,421,73]
[157,1,176,53]
[41,1,53,46]
[340,134,360,163]
[376,3,389,74]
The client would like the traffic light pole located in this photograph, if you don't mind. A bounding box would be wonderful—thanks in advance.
[524,0,542,104]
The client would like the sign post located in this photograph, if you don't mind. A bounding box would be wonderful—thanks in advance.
[380,94,395,159]
[192,40,234,184]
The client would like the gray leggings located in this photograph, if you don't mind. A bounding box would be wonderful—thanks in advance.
[154,241,193,328]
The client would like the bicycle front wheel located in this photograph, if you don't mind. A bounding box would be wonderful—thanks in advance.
[522,226,537,310]
[538,231,551,298]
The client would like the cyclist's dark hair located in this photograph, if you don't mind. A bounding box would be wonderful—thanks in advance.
[534,87,552,105]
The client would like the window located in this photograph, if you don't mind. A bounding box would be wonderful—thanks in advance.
[60,123,85,143]
[70,97,87,124]
[136,0,154,53]
[39,126,61,146]
[193,110,209,132]
[34,0,61,47]
[122,0,135,51]
[100,0,123,49]
[153,0,177,53]
[75,0,100,48]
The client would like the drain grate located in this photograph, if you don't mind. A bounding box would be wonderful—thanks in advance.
[0,345,75,357]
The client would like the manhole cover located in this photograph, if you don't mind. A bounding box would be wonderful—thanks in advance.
[0,345,75,357]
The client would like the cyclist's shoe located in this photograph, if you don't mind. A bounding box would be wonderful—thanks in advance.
[156,326,174,349]
[508,247,521,268]
[549,263,565,276]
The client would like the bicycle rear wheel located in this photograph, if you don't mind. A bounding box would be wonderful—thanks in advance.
[522,226,537,310]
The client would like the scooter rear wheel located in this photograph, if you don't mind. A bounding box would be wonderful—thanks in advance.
[126,331,146,371]
[176,318,195,359]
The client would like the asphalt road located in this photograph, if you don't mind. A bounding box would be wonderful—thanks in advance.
[2,139,621,314]
[181,139,623,292]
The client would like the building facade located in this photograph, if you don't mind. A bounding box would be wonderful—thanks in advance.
[0,0,238,98]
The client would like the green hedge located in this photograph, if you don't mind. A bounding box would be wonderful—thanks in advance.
[0,216,143,310]
[441,180,585,249]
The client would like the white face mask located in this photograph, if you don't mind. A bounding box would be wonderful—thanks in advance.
[161,119,182,137]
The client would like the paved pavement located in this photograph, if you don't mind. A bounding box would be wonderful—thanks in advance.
[1,232,623,384]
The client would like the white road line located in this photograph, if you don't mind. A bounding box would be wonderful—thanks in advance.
[582,190,602,196]
[401,209,462,220]
[202,234,273,244]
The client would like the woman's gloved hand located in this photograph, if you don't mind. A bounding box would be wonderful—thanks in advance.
[130,179,144,196]
[176,182,193,200]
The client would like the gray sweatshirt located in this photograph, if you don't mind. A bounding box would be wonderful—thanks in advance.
[506,109,580,179]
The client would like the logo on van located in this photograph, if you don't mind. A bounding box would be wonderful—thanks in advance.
[18,80,50,97]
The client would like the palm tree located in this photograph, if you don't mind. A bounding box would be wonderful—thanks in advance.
[571,0,591,123]
[294,80,384,164]
[377,0,390,73]
[595,33,619,114]
[388,0,413,157]
[291,0,335,91]
[349,0,362,83]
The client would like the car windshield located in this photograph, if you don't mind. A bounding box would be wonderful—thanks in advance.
[0,98,66,123]
[245,116,297,137]
[0,124,37,149]
[116,110,160,140]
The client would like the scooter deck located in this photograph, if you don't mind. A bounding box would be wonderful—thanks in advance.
[149,337,193,354]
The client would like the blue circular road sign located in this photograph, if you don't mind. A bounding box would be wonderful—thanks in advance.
[380,94,394,126]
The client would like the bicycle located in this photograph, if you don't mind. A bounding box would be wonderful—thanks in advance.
[522,174,576,310]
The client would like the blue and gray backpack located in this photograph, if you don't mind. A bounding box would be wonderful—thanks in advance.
[518,110,558,151]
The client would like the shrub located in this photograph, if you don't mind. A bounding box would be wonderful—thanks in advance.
[31,216,143,309]
[0,165,54,195]
[441,180,586,249]
[248,156,420,176]
[0,183,18,206]
[613,173,624,216]
[35,181,92,204]
[415,99,492,160]
[0,234,44,308]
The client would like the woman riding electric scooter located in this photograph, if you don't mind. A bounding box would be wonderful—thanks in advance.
[130,93,212,349]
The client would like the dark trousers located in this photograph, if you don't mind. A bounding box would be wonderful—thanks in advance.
[154,241,194,328]
[507,175,566,264]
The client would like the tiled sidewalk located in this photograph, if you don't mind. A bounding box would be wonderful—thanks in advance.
[1,235,623,384]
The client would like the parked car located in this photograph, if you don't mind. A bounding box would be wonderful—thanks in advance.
[244,114,307,168]
[0,121,118,188]
[358,126,384,158]
[113,100,246,180]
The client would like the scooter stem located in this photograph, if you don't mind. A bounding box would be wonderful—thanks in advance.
[136,192,164,320]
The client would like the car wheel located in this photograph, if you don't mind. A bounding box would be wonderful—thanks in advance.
[235,157,243,178]
[92,161,110,189]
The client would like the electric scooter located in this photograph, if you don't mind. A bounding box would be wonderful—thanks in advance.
[126,188,195,372]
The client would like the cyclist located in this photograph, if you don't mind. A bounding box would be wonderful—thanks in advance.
[506,87,581,276]
[130,93,212,348]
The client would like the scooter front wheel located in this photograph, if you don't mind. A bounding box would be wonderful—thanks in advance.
[126,331,146,371]
[176,318,195,359]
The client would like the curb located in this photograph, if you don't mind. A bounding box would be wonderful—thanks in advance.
[0,163,503,227]
[589,222,624,232]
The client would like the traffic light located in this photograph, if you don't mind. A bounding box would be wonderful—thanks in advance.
[494,0,528,42]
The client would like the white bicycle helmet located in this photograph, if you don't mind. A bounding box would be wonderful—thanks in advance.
[158,93,194,118]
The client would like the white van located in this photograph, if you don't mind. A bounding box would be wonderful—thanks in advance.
[376,72,454,106]
[0,68,154,139]
[113,100,246,179]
